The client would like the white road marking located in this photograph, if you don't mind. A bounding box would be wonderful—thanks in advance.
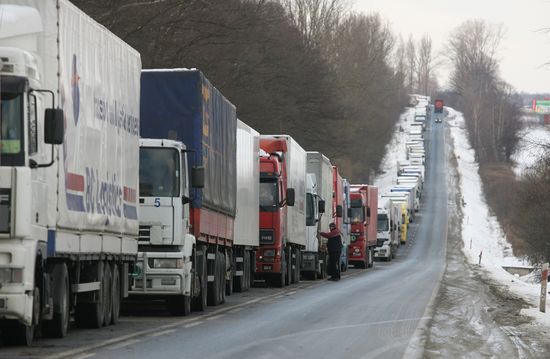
[106,339,141,350]
[149,329,177,337]
[228,307,244,314]
[184,321,204,328]
[206,315,224,321]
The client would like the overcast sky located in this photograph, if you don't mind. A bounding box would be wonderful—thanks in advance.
[353,0,550,93]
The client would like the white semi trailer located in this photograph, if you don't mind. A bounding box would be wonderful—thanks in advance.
[0,0,141,344]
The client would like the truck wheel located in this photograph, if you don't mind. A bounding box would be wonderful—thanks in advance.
[293,250,300,283]
[192,249,208,311]
[271,256,286,288]
[233,251,245,293]
[285,249,291,286]
[102,262,113,326]
[367,249,374,268]
[219,252,226,304]
[243,251,252,291]
[75,261,104,328]
[225,251,233,296]
[111,263,121,325]
[5,286,40,346]
[208,251,224,306]
[166,295,191,316]
[43,263,70,337]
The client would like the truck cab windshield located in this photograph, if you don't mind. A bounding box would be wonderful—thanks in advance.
[0,76,25,166]
[259,180,278,212]
[139,147,180,197]
[350,207,364,223]
[377,214,389,231]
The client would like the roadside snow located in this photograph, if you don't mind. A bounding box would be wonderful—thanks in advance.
[446,107,550,321]
[373,106,421,195]
[511,123,550,176]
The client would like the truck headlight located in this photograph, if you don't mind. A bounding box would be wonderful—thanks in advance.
[148,258,183,269]
[0,267,23,284]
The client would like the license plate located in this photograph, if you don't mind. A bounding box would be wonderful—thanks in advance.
[263,265,272,271]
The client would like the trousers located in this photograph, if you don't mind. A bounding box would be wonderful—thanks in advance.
[328,250,341,279]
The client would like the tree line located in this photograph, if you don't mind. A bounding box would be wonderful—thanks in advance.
[442,20,550,265]
[72,0,435,183]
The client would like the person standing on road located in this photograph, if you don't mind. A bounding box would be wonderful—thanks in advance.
[320,222,342,281]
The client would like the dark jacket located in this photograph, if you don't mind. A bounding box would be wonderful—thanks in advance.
[320,228,343,252]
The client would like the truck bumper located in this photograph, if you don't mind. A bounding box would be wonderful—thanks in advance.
[255,261,282,274]
[374,246,391,259]
[0,239,38,326]
[129,252,191,296]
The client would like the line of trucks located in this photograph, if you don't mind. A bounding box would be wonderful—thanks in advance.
[0,0,384,346]
[373,99,429,261]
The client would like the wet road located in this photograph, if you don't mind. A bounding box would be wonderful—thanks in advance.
[0,121,448,359]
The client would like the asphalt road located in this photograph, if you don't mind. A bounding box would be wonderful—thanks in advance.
[0,120,448,359]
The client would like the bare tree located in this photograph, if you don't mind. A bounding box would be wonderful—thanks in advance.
[416,35,434,96]
[405,35,417,93]
[280,0,349,50]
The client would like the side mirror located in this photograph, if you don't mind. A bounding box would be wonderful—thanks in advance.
[336,205,343,218]
[366,207,371,217]
[286,188,295,207]
[347,208,352,218]
[44,109,64,144]
[191,166,205,188]
[318,199,325,214]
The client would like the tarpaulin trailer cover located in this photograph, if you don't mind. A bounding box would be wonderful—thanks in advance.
[140,69,237,216]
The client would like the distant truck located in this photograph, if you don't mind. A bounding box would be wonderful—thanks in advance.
[348,185,378,268]
[434,99,444,113]
[0,0,141,345]
[138,69,238,311]
[376,198,403,261]
[257,135,306,287]
[233,120,260,292]
[341,178,351,271]
[303,152,332,279]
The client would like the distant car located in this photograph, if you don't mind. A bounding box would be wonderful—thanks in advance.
[435,117,442,123]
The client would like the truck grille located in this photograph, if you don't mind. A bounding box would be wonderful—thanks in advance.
[139,225,151,243]
[259,229,274,244]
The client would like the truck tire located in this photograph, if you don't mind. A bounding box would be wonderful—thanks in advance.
[111,263,121,325]
[75,261,104,328]
[367,248,374,268]
[208,251,225,306]
[219,252,226,304]
[225,251,233,296]
[166,295,191,316]
[5,286,39,346]
[192,248,208,312]
[102,262,113,326]
[270,256,286,288]
[292,249,300,283]
[233,250,247,293]
[244,251,251,291]
[285,249,291,286]
[43,263,70,337]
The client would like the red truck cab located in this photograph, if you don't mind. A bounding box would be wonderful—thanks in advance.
[256,139,294,287]
[434,99,444,113]
[348,185,378,268]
